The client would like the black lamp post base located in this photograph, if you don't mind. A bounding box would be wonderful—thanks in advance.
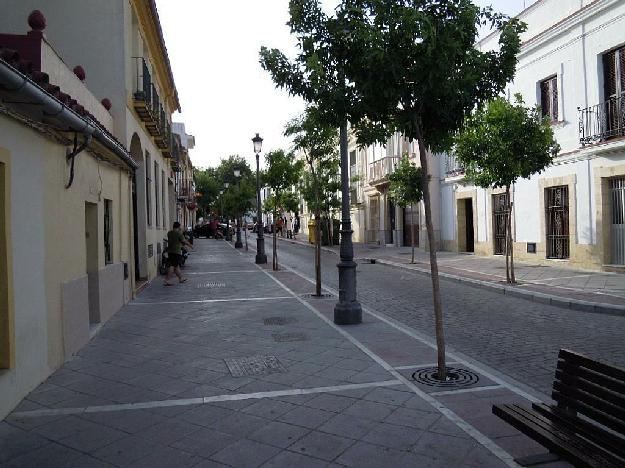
[226,235,232,242]
[235,241,243,248]
[256,237,267,264]
[334,301,362,325]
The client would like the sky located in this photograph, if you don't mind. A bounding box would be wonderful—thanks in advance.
[156,0,538,170]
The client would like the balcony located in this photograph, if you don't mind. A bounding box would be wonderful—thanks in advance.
[132,57,171,155]
[368,157,399,186]
[444,154,465,178]
[579,94,625,145]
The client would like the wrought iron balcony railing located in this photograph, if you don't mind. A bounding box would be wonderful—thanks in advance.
[368,156,399,185]
[444,154,465,178]
[579,94,625,145]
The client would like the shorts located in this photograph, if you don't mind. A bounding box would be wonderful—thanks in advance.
[167,253,182,267]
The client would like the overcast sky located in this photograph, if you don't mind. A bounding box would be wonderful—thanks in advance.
[156,0,538,170]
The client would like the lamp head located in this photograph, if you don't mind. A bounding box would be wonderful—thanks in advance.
[252,133,263,154]
[224,182,230,189]
[233,169,241,178]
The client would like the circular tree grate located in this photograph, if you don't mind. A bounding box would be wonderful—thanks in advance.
[411,367,480,388]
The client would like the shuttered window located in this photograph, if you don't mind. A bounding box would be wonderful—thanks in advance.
[540,76,558,121]
[604,45,625,100]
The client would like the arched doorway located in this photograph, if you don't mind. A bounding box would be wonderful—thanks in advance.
[130,134,148,280]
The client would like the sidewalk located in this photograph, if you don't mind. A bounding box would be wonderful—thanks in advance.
[279,234,625,315]
[1,240,570,467]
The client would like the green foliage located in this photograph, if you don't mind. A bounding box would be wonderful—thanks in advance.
[388,155,424,208]
[193,167,220,217]
[215,155,255,217]
[264,149,303,194]
[454,95,560,189]
[216,155,253,186]
[285,107,341,216]
[338,0,526,151]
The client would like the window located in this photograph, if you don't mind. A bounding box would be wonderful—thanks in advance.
[161,170,166,228]
[540,76,558,122]
[603,45,625,101]
[146,151,152,226]
[104,199,113,264]
[546,185,569,259]
[154,161,160,227]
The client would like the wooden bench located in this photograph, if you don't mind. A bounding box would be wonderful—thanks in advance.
[492,349,625,468]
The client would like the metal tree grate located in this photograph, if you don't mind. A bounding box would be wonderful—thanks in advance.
[224,355,287,377]
[195,282,226,289]
[272,333,308,343]
[263,317,297,326]
[300,293,334,299]
[411,367,480,388]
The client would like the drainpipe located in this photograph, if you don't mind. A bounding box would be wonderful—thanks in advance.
[0,59,136,171]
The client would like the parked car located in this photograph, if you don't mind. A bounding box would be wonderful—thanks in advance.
[193,223,212,238]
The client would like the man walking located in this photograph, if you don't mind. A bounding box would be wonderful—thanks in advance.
[164,221,193,286]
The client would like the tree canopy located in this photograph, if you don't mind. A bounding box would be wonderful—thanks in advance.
[389,155,424,208]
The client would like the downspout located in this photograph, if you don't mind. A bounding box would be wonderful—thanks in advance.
[0,59,137,171]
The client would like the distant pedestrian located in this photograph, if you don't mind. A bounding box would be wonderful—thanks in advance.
[287,213,293,239]
[164,221,193,286]
[276,217,284,237]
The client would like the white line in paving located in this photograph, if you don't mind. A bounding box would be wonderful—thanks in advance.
[129,296,291,306]
[10,380,402,418]
[284,264,541,405]
[394,362,460,370]
[429,385,504,397]
[525,274,596,283]
[186,270,259,275]
[257,264,521,468]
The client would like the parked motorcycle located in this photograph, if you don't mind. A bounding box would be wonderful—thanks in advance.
[160,238,189,275]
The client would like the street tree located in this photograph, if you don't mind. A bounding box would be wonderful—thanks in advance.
[264,149,303,270]
[193,167,220,218]
[217,156,255,239]
[389,154,424,264]
[454,95,560,283]
[339,0,526,379]
[285,108,341,296]
[260,0,364,324]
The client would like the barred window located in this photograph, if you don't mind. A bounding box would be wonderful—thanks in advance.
[540,76,558,122]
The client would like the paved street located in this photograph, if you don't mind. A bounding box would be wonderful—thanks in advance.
[271,237,625,396]
[1,239,574,467]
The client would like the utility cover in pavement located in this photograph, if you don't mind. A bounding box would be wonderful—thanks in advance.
[224,355,288,377]
[263,317,297,325]
[196,282,226,289]
[272,333,308,342]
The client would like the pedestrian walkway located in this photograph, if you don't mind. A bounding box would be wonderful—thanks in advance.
[1,240,570,467]
[279,234,625,314]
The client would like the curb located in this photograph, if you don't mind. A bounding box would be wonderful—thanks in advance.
[277,236,625,317]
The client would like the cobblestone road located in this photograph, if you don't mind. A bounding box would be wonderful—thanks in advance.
[275,241,625,395]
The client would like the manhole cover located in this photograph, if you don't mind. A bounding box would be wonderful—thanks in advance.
[263,317,297,325]
[411,367,480,388]
[224,355,287,377]
[300,293,334,299]
[196,282,226,289]
[273,333,308,342]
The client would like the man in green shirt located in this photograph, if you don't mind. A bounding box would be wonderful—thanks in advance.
[164,221,193,286]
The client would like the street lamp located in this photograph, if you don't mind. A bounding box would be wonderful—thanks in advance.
[234,169,243,248]
[252,133,267,264]
[218,190,224,240]
[224,182,232,241]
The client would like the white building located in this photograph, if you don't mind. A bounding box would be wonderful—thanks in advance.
[439,0,625,271]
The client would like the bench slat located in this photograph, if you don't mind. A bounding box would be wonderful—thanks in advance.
[493,404,622,468]
[555,366,625,399]
[553,380,625,422]
[558,349,625,384]
[532,403,625,459]
[553,391,625,435]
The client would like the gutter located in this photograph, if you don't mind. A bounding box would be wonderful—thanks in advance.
[0,58,137,170]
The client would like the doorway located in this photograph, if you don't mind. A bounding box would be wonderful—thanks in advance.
[493,193,508,255]
[388,198,396,245]
[403,205,419,247]
[85,202,100,325]
[130,134,147,280]
[545,185,569,259]
[0,160,11,369]
[457,198,474,253]
[610,177,625,264]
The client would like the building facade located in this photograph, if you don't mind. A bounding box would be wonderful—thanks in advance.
[172,122,197,230]
[440,0,625,271]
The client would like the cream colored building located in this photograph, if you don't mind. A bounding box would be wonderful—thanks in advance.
[0,15,137,419]
[172,122,197,229]
[0,0,182,287]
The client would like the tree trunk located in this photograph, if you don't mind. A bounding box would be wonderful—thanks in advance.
[244,220,248,251]
[504,186,510,283]
[273,209,278,271]
[507,186,516,284]
[410,203,415,264]
[315,210,322,296]
[416,131,447,381]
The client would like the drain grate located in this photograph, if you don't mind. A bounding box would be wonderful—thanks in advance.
[263,317,297,326]
[300,293,334,299]
[411,367,480,388]
[196,282,226,289]
[272,333,308,343]
[224,355,287,377]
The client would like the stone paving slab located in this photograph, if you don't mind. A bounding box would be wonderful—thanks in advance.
[1,240,573,467]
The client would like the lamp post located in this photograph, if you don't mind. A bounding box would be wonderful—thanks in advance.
[224,182,232,241]
[253,133,267,264]
[234,169,243,248]
[219,189,224,240]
